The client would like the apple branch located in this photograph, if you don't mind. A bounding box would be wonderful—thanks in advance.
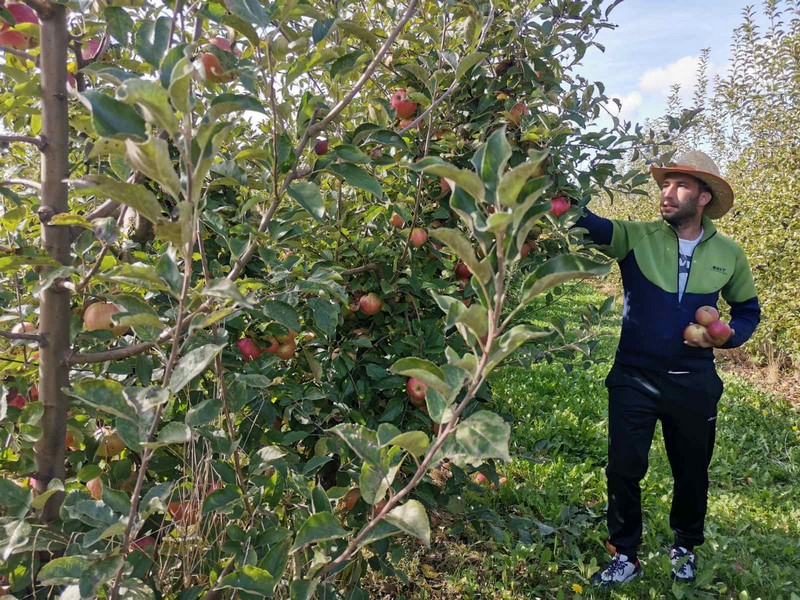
[307,0,419,138]
[0,45,36,62]
[0,179,41,190]
[0,135,46,150]
[0,329,42,342]
[74,243,110,294]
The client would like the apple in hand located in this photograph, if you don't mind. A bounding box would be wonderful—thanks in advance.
[683,324,707,345]
[550,196,571,217]
[707,319,732,343]
[695,306,719,326]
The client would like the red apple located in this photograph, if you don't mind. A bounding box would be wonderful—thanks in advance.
[455,261,472,282]
[370,497,388,518]
[209,36,240,56]
[275,340,296,360]
[695,306,719,326]
[81,38,100,61]
[474,472,490,486]
[410,227,428,248]
[390,213,404,228]
[550,196,570,217]
[406,377,427,408]
[86,476,102,500]
[11,322,36,335]
[707,319,732,343]
[390,88,417,118]
[198,52,232,83]
[28,384,38,401]
[168,500,199,525]
[236,338,261,361]
[343,488,361,511]
[520,242,534,259]
[263,336,280,354]
[275,330,296,344]
[683,324,707,345]
[497,476,508,488]
[508,102,529,125]
[440,177,451,194]
[0,4,38,50]
[131,535,157,553]
[358,293,383,316]
[314,138,328,155]
[7,394,26,409]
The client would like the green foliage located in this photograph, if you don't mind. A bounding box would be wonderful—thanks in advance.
[0,0,686,596]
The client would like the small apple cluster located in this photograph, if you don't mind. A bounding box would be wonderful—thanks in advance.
[684,306,732,345]
[236,330,297,362]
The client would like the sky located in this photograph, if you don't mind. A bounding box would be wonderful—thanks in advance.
[575,0,760,125]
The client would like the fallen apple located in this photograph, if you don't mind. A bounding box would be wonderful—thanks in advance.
[695,306,720,326]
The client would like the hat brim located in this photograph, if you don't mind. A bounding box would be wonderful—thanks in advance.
[650,166,734,219]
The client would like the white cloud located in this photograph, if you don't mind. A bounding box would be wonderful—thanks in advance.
[605,91,643,121]
[639,55,701,97]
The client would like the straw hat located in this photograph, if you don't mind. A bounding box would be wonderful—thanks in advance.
[649,151,733,219]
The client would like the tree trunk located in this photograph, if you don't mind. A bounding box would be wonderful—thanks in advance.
[34,1,71,523]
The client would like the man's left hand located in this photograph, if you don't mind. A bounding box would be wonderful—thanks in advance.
[683,324,735,348]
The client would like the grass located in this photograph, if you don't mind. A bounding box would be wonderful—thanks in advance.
[383,283,800,600]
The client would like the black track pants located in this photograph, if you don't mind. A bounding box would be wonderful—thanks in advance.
[604,362,722,557]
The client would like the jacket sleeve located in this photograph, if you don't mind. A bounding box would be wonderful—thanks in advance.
[574,208,641,261]
[720,247,761,349]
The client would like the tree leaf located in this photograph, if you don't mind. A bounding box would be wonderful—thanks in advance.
[384,499,431,546]
[496,150,549,207]
[307,297,338,338]
[73,174,163,224]
[438,410,510,467]
[471,128,511,189]
[389,358,449,396]
[219,566,276,595]
[224,0,273,27]
[486,325,552,372]
[78,555,124,599]
[168,57,194,114]
[201,485,242,516]
[117,79,180,135]
[290,512,348,552]
[142,421,191,449]
[134,17,171,68]
[79,91,146,140]
[201,278,253,308]
[262,301,301,332]
[330,424,382,466]
[1,519,30,561]
[125,136,182,200]
[520,255,611,304]
[185,398,222,427]
[288,181,325,222]
[386,431,429,456]
[37,555,92,586]
[328,163,382,198]
[411,157,485,203]
[104,6,133,44]
[66,378,137,421]
[455,51,488,80]
[168,344,224,393]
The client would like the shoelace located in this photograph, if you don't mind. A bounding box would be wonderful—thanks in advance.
[672,549,693,575]
[605,557,627,578]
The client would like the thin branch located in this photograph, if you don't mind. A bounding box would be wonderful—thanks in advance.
[0,179,41,190]
[74,243,110,293]
[0,45,36,62]
[0,329,42,342]
[308,0,419,138]
[84,199,119,221]
[0,135,46,150]
[341,263,379,276]
[64,341,156,365]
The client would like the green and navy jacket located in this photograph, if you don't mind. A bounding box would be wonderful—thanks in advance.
[576,209,761,373]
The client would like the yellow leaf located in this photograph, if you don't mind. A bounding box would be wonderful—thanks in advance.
[421,564,438,579]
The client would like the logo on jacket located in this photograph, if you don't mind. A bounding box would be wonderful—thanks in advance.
[711,265,727,274]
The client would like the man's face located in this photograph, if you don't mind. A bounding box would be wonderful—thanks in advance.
[659,174,711,228]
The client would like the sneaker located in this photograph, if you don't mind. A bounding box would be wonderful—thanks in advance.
[591,552,643,587]
[670,546,696,582]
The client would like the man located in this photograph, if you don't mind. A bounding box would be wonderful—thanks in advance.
[575,151,761,586]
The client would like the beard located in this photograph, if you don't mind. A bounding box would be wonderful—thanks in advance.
[660,192,700,228]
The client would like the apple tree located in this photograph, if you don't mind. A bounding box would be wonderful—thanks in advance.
[0,0,683,596]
